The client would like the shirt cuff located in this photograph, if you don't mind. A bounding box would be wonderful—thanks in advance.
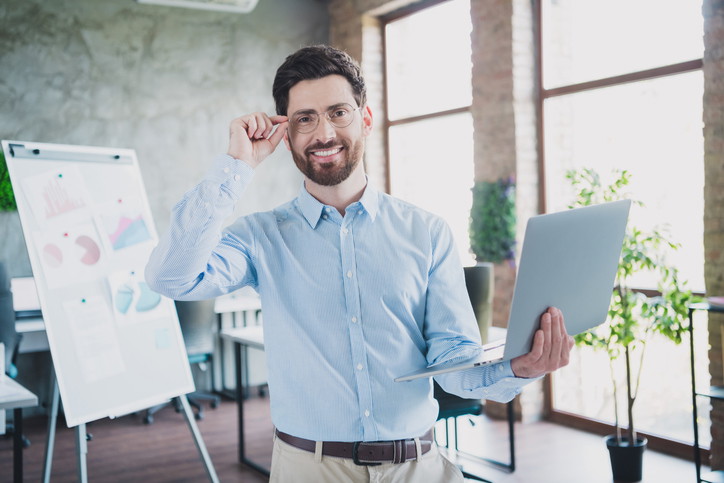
[205,153,255,200]
[498,360,516,378]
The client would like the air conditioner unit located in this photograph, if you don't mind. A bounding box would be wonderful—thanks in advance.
[137,0,259,14]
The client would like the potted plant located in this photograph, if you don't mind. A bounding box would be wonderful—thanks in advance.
[566,167,697,482]
[0,150,17,211]
[467,177,516,344]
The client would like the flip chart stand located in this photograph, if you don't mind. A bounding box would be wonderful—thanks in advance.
[41,370,219,483]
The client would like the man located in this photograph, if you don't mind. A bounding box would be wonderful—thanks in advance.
[146,45,574,482]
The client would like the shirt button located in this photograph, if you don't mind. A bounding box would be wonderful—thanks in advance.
[223,167,230,174]
[341,228,348,235]
[322,214,328,220]
[364,410,370,417]
[357,363,363,371]
[351,316,358,323]
[346,270,352,278]
[234,174,240,181]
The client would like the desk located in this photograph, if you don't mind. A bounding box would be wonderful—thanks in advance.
[12,277,49,354]
[214,289,262,398]
[220,325,268,476]
[15,316,48,354]
[0,377,38,483]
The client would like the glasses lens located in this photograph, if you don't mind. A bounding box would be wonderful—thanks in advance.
[328,105,354,128]
[292,112,319,134]
[291,104,357,133]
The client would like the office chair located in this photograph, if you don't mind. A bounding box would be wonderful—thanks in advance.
[144,299,220,424]
[0,262,31,447]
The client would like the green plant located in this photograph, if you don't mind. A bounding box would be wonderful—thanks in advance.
[469,177,516,263]
[0,150,17,211]
[567,167,697,446]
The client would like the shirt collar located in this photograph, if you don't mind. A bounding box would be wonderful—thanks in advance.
[296,179,380,229]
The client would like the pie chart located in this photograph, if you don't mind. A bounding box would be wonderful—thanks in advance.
[76,235,101,265]
[43,243,63,268]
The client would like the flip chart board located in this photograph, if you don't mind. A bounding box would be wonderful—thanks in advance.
[2,140,194,427]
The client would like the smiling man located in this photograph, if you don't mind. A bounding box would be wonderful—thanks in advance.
[146,45,573,483]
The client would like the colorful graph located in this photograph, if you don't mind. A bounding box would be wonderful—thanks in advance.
[76,235,101,265]
[113,277,161,316]
[23,167,89,224]
[107,215,151,250]
[42,175,86,219]
[41,234,102,269]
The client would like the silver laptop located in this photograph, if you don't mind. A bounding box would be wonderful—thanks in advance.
[394,199,631,382]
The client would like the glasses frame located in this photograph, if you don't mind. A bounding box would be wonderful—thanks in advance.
[289,103,362,134]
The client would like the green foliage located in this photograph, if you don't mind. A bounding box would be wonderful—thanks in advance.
[0,150,17,211]
[469,178,516,263]
[566,167,698,445]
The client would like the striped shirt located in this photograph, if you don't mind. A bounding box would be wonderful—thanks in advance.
[146,153,532,442]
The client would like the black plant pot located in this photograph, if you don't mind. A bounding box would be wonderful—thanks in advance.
[605,435,647,482]
[464,263,493,344]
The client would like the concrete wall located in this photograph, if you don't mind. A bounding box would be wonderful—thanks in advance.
[0,0,329,412]
[0,0,329,279]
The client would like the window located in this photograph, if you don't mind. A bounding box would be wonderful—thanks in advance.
[384,0,475,266]
[539,0,707,450]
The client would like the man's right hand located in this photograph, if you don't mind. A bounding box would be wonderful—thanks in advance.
[228,113,288,169]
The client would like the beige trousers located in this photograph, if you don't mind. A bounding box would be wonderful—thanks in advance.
[269,434,464,483]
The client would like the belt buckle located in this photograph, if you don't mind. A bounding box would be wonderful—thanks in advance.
[352,441,382,466]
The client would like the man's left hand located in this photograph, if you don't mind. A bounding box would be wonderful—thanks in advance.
[510,307,574,379]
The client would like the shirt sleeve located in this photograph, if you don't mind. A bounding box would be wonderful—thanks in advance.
[423,217,538,403]
[145,154,258,300]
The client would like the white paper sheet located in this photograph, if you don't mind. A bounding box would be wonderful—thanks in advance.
[34,222,106,289]
[63,297,125,383]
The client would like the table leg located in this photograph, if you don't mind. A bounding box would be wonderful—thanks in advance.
[507,400,516,472]
[13,408,22,483]
[234,341,270,476]
[235,342,244,463]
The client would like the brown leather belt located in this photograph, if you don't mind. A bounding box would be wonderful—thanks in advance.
[275,429,434,465]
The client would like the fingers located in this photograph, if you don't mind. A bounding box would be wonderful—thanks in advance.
[228,113,288,167]
[246,113,275,140]
[267,118,288,148]
[549,307,563,365]
[510,307,573,379]
[232,113,288,140]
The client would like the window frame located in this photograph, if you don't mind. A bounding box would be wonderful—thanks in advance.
[380,0,473,194]
[533,0,705,460]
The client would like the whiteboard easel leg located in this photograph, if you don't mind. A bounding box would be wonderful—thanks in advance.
[75,423,88,483]
[179,395,219,483]
[42,371,60,483]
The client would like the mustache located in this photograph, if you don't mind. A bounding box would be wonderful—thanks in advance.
[305,139,345,154]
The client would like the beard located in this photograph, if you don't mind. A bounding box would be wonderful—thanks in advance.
[289,137,364,186]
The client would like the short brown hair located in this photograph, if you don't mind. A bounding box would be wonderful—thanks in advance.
[272,45,367,116]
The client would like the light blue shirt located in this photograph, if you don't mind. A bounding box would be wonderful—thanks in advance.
[146,154,533,442]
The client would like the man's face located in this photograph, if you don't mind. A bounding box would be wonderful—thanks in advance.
[284,75,372,186]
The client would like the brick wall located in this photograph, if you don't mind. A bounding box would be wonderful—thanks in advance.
[704,0,724,470]
[470,0,540,421]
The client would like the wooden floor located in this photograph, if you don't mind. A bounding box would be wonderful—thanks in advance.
[0,393,706,482]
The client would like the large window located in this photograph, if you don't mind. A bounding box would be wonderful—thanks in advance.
[384,0,475,266]
[539,0,707,450]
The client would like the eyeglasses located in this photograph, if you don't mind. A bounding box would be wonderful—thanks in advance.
[289,103,361,134]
